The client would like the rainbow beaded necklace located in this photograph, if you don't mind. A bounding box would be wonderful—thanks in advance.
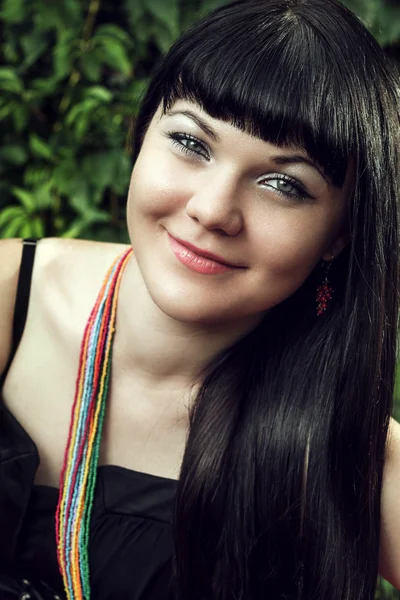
[56,247,133,600]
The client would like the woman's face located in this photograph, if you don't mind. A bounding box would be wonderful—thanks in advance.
[127,100,350,326]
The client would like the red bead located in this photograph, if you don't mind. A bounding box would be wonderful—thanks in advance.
[316,282,333,316]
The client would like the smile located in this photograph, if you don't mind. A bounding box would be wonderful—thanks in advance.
[167,233,241,275]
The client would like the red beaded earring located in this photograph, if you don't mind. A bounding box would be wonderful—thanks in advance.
[316,258,334,316]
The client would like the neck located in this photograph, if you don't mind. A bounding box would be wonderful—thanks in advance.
[114,254,260,389]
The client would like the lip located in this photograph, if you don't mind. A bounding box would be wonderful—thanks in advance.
[173,235,239,266]
[168,233,242,274]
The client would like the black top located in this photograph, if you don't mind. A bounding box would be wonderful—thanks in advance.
[0,240,177,599]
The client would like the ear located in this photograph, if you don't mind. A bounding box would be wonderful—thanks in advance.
[322,232,350,261]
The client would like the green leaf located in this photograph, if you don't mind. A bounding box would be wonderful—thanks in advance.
[81,149,127,192]
[111,151,132,195]
[82,207,111,224]
[81,151,112,187]
[375,576,399,599]
[65,98,98,139]
[148,21,175,52]
[0,68,24,93]
[30,216,45,238]
[63,179,91,213]
[93,225,129,244]
[342,0,400,45]
[61,209,110,239]
[52,159,78,193]
[75,115,92,140]
[20,32,49,71]
[67,183,91,211]
[375,7,400,45]
[53,159,94,202]
[61,218,91,239]
[146,0,180,40]
[24,165,53,187]
[34,182,55,210]
[0,206,26,228]
[123,0,146,28]
[53,32,79,79]
[84,86,113,103]
[120,79,148,107]
[20,223,33,239]
[11,187,36,212]
[59,0,82,28]
[80,51,103,82]
[29,134,54,161]
[0,102,14,121]
[31,77,59,95]
[0,0,26,24]
[193,0,230,19]
[2,215,28,238]
[66,99,98,125]
[3,40,20,64]
[32,1,80,33]
[12,104,29,132]
[95,40,132,77]
[94,24,133,47]
[0,145,28,165]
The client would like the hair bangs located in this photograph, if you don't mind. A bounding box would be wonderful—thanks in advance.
[160,9,355,188]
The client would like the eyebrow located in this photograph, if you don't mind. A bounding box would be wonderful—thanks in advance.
[165,109,330,185]
[165,109,221,142]
[269,155,330,185]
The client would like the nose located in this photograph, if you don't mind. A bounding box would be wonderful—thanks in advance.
[185,171,244,236]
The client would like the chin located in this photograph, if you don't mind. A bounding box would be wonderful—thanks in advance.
[144,273,266,329]
[149,283,232,325]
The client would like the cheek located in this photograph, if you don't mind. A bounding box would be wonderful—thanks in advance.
[250,210,334,283]
[127,150,189,222]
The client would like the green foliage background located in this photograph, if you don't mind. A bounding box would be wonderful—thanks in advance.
[0,0,399,595]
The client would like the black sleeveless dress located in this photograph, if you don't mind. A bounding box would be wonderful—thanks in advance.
[0,239,177,600]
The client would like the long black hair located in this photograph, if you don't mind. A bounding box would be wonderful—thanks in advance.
[132,1,400,598]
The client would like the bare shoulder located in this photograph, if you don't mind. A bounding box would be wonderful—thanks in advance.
[388,417,400,449]
[36,237,129,273]
[379,417,400,589]
[33,237,130,328]
[386,417,400,467]
[0,237,129,378]
[0,239,23,377]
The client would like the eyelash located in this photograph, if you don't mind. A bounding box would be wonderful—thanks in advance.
[166,131,311,202]
[166,131,210,160]
[259,173,310,202]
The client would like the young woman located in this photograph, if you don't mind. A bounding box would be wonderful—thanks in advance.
[1,0,400,599]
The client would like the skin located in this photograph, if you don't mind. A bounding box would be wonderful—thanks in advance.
[381,418,400,588]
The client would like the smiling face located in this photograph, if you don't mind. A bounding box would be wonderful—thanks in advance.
[127,100,350,327]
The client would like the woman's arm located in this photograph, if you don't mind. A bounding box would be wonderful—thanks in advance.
[379,417,400,589]
[0,238,23,377]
